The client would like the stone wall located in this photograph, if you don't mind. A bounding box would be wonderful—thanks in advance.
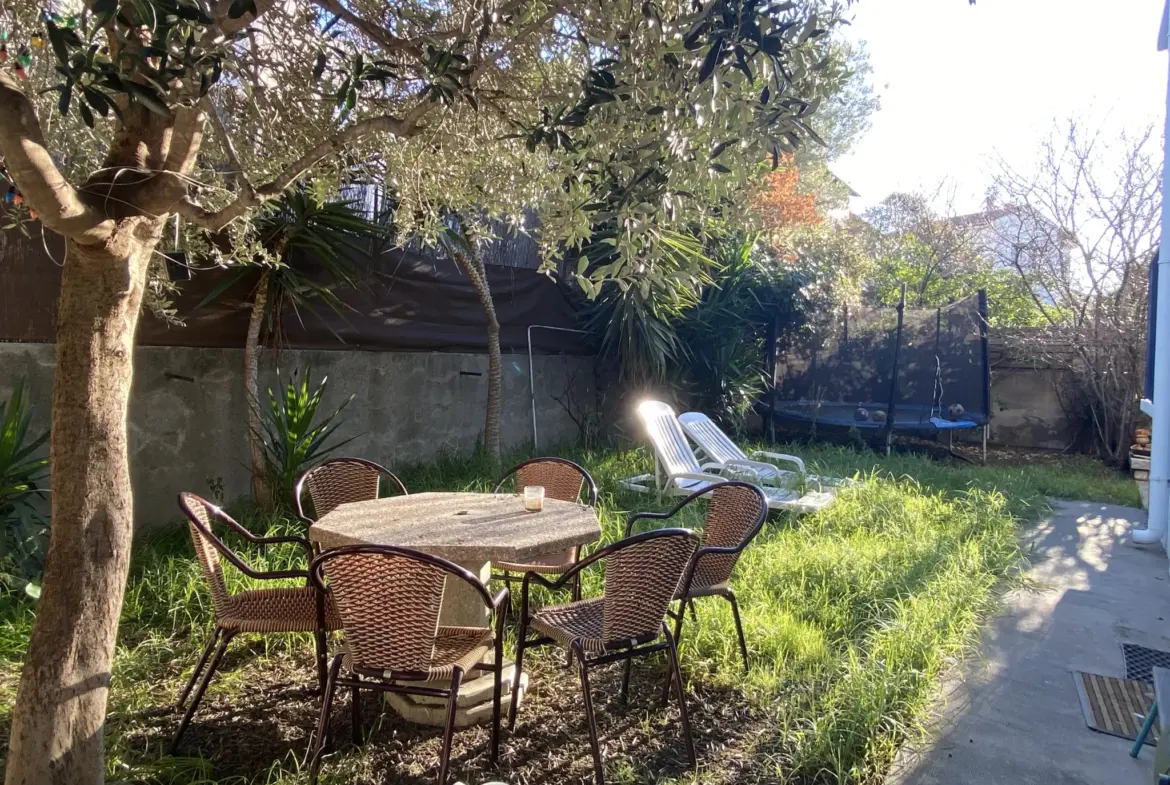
[0,343,595,530]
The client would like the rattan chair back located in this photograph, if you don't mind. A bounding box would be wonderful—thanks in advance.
[601,529,699,644]
[311,545,493,673]
[691,483,768,587]
[179,492,234,618]
[296,458,408,521]
[493,457,598,506]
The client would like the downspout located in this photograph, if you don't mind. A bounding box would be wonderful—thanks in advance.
[1134,5,1170,547]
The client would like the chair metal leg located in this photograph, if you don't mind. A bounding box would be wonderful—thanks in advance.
[308,654,344,785]
[177,627,220,710]
[559,571,583,669]
[509,618,529,730]
[664,605,686,705]
[1133,700,1159,757]
[170,630,235,753]
[687,599,698,621]
[351,682,363,745]
[491,637,503,763]
[314,627,329,695]
[620,659,632,704]
[673,600,686,650]
[437,667,465,785]
[574,643,605,785]
[726,591,749,671]
[664,624,697,771]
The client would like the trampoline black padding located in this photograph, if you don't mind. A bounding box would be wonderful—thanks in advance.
[771,290,991,437]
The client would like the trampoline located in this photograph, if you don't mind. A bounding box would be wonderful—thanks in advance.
[768,288,991,457]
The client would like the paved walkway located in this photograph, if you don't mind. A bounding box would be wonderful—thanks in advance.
[888,500,1170,785]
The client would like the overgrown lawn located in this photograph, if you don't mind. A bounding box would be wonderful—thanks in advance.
[0,443,1140,784]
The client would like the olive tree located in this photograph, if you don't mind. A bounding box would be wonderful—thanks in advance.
[0,0,848,781]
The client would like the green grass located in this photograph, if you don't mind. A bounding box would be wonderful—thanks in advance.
[0,442,1140,784]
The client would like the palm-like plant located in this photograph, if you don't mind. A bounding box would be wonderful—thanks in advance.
[0,379,49,597]
[200,187,386,507]
[578,228,712,385]
[259,369,356,512]
[674,234,809,431]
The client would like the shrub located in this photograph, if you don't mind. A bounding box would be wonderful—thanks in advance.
[0,379,49,597]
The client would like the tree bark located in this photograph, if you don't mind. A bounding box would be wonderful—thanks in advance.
[244,272,272,508]
[453,247,501,466]
[4,220,159,785]
[484,307,502,466]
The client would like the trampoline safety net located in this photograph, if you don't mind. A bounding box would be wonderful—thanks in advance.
[773,292,990,433]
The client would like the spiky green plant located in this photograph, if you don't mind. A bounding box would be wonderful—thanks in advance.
[0,379,49,597]
[258,369,356,511]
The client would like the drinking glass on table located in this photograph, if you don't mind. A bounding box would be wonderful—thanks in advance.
[523,485,545,512]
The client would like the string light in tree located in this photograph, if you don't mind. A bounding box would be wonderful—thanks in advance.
[13,45,28,79]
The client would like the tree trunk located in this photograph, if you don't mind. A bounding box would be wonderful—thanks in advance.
[244,272,272,508]
[5,224,157,785]
[453,248,501,466]
[484,307,502,465]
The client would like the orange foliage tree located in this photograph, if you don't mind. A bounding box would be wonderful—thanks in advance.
[753,159,822,232]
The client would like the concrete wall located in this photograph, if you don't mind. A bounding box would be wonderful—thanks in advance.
[987,366,1082,450]
[0,343,594,530]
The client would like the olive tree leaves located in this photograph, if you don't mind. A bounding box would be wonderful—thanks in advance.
[42,0,232,128]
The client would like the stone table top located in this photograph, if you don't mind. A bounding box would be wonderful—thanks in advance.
[310,491,601,563]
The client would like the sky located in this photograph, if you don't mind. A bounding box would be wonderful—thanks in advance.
[832,0,1166,215]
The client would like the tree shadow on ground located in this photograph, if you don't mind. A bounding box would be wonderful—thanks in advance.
[123,648,762,784]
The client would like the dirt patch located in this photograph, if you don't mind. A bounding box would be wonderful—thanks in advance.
[120,647,764,784]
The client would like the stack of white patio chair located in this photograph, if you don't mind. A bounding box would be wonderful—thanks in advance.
[620,400,849,514]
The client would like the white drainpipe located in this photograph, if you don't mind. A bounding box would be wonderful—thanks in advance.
[1134,3,1170,548]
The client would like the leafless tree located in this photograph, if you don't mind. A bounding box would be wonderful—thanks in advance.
[987,119,1162,463]
[861,184,985,305]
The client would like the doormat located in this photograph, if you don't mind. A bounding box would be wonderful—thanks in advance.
[1123,643,1170,683]
[1072,671,1156,744]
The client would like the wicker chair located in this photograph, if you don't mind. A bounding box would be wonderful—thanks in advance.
[295,457,409,525]
[491,457,598,599]
[307,545,509,785]
[510,528,700,784]
[172,492,343,752]
[625,481,767,671]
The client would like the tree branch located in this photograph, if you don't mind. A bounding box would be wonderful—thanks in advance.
[0,72,113,243]
[176,106,432,231]
[312,0,425,59]
[163,104,207,174]
[470,8,557,85]
[205,99,253,197]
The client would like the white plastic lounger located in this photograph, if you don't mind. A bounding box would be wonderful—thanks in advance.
[620,400,835,514]
[678,411,851,490]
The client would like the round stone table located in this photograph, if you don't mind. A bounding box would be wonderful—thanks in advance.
[309,491,601,727]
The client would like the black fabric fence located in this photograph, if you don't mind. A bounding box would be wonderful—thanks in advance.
[0,224,589,355]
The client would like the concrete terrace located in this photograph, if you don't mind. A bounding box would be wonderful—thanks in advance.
[888,500,1169,785]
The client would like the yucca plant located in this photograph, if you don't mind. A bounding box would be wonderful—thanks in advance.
[674,234,810,432]
[0,378,50,597]
[258,369,356,511]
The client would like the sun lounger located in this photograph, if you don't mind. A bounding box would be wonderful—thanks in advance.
[619,401,836,514]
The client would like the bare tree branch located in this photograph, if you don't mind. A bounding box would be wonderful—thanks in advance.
[987,117,1160,462]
